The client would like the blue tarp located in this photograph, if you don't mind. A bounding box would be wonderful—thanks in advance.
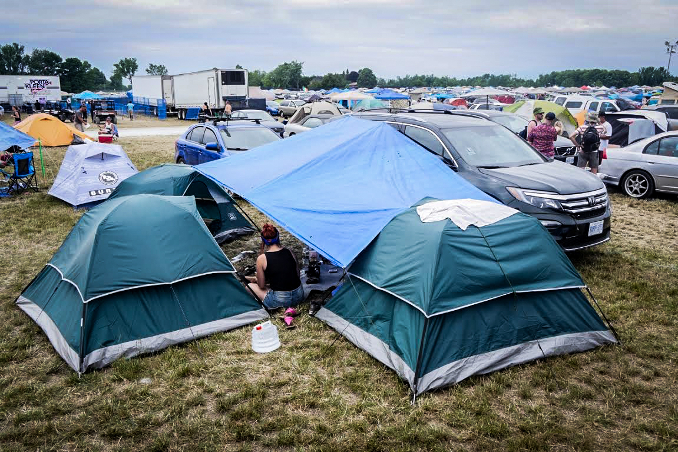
[0,122,35,151]
[197,116,496,268]
[374,89,409,100]
[73,91,101,100]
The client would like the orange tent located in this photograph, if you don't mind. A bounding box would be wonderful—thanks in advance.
[14,114,91,147]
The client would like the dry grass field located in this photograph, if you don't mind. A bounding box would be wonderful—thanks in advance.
[0,133,677,451]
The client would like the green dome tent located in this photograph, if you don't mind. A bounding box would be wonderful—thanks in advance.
[17,195,267,373]
[503,100,578,136]
[108,164,255,243]
[316,199,616,396]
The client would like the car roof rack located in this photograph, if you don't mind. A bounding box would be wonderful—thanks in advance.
[204,115,262,126]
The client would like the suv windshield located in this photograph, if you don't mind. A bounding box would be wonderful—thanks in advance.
[238,110,274,121]
[219,127,279,150]
[490,115,528,134]
[442,125,545,167]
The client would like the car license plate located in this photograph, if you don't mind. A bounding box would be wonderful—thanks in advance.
[566,156,575,165]
[588,220,604,237]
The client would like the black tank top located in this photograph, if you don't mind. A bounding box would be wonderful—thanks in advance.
[264,248,301,291]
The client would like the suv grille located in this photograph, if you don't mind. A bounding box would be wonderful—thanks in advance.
[560,189,608,219]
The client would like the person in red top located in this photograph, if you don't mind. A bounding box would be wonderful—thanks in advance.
[528,111,561,158]
[247,224,304,316]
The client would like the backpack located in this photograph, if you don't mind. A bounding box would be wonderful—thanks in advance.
[519,120,537,140]
[580,125,600,153]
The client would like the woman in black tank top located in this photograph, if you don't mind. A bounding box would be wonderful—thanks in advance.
[247,224,303,310]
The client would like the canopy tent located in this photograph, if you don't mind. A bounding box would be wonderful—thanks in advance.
[197,116,496,268]
[365,87,381,93]
[330,91,373,101]
[503,100,578,136]
[460,87,512,98]
[49,142,138,207]
[17,195,267,373]
[108,164,255,243]
[0,121,36,151]
[317,200,617,395]
[351,98,389,111]
[73,91,101,100]
[14,113,91,147]
[287,101,341,124]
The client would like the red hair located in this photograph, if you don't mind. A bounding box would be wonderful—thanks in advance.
[261,223,278,239]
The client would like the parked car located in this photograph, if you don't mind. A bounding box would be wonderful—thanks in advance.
[599,131,678,198]
[352,110,611,251]
[283,114,334,137]
[230,109,284,136]
[552,95,620,117]
[266,101,280,116]
[91,100,118,124]
[278,99,306,118]
[174,121,280,165]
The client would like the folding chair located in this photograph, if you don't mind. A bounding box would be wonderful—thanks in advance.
[0,151,39,196]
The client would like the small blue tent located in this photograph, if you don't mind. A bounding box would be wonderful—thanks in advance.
[197,116,495,268]
[73,91,101,100]
[0,122,35,151]
[374,89,410,100]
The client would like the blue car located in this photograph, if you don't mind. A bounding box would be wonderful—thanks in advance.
[174,121,280,165]
[266,101,280,116]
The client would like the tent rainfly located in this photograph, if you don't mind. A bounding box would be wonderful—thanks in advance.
[14,113,90,147]
[16,195,267,373]
[108,164,255,243]
[317,199,618,396]
[49,142,138,207]
[0,121,36,151]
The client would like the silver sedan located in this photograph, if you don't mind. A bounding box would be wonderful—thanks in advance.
[283,114,334,138]
[600,131,678,198]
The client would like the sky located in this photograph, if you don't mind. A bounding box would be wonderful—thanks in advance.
[4,0,678,80]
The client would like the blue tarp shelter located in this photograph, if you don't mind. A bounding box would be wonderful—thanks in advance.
[73,91,101,100]
[374,89,410,100]
[0,122,35,151]
[196,116,496,268]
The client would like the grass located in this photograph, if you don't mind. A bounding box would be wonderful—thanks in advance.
[1,135,678,450]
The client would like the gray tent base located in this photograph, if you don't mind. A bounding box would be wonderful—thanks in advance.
[316,306,616,396]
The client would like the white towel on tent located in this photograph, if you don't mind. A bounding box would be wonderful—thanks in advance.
[416,199,518,230]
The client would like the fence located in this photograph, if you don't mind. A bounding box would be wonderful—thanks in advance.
[72,96,167,121]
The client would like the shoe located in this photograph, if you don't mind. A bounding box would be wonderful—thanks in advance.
[282,316,296,330]
[308,302,321,317]
[284,307,299,317]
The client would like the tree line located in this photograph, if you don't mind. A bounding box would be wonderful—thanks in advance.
[1,42,675,93]
[0,42,166,93]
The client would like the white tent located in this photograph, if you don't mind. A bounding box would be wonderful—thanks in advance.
[329,91,374,101]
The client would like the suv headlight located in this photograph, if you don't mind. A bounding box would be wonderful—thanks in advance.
[506,187,562,210]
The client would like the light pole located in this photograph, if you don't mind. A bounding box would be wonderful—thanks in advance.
[666,40,678,74]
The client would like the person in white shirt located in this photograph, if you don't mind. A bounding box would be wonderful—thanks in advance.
[597,110,612,166]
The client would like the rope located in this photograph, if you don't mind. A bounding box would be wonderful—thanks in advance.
[170,285,204,358]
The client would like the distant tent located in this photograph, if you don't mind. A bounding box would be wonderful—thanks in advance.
[16,195,267,373]
[352,98,389,111]
[108,164,255,243]
[374,89,410,100]
[73,90,102,100]
[49,142,138,207]
[317,200,617,395]
[0,121,35,151]
[288,101,341,125]
[503,100,578,135]
[14,113,91,146]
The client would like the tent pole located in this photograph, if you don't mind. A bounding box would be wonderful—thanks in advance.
[78,303,87,376]
[230,197,261,233]
[585,287,622,344]
[411,317,429,403]
[39,139,45,178]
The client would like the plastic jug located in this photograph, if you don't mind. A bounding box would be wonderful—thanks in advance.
[251,321,280,353]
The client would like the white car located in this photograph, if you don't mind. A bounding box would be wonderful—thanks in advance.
[283,114,334,138]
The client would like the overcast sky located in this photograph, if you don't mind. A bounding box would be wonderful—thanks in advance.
[4,0,678,80]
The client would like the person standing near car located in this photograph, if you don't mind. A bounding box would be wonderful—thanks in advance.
[597,110,612,166]
[570,111,605,174]
[527,107,544,137]
[223,100,232,118]
[528,112,561,158]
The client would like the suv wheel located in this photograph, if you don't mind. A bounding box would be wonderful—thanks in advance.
[621,170,654,198]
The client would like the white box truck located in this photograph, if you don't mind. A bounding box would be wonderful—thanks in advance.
[170,68,248,119]
[0,75,61,107]
[131,75,163,106]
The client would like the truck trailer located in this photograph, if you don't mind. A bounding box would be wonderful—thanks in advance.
[0,75,61,108]
[131,69,248,118]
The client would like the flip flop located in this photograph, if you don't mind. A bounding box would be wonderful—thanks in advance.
[282,315,296,330]
[284,307,300,317]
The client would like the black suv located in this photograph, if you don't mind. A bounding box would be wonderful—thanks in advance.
[353,111,611,251]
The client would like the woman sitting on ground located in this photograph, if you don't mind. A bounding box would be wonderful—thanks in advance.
[98,116,118,138]
[247,224,303,311]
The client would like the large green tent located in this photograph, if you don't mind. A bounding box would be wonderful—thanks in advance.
[108,164,255,243]
[503,100,578,136]
[17,195,267,373]
[316,200,616,396]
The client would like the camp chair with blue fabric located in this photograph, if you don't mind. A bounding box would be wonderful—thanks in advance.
[0,151,39,196]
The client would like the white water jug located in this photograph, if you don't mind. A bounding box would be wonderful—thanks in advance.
[251,321,281,353]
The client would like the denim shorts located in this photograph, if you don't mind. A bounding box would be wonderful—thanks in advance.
[262,285,304,309]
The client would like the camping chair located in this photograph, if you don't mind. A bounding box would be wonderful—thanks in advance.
[0,151,39,196]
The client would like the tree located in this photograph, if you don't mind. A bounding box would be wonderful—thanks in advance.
[357,68,377,88]
[248,69,267,87]
[346,70,359,83]
[113,57,138,85]
[84,67,107,91]
[27,49,62,75]
[145,63,168,75]
[267,61,304,89]
[58,57,91,93]
[108,73,126,91]
[319,73,347,90]
[0,42,29,74]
